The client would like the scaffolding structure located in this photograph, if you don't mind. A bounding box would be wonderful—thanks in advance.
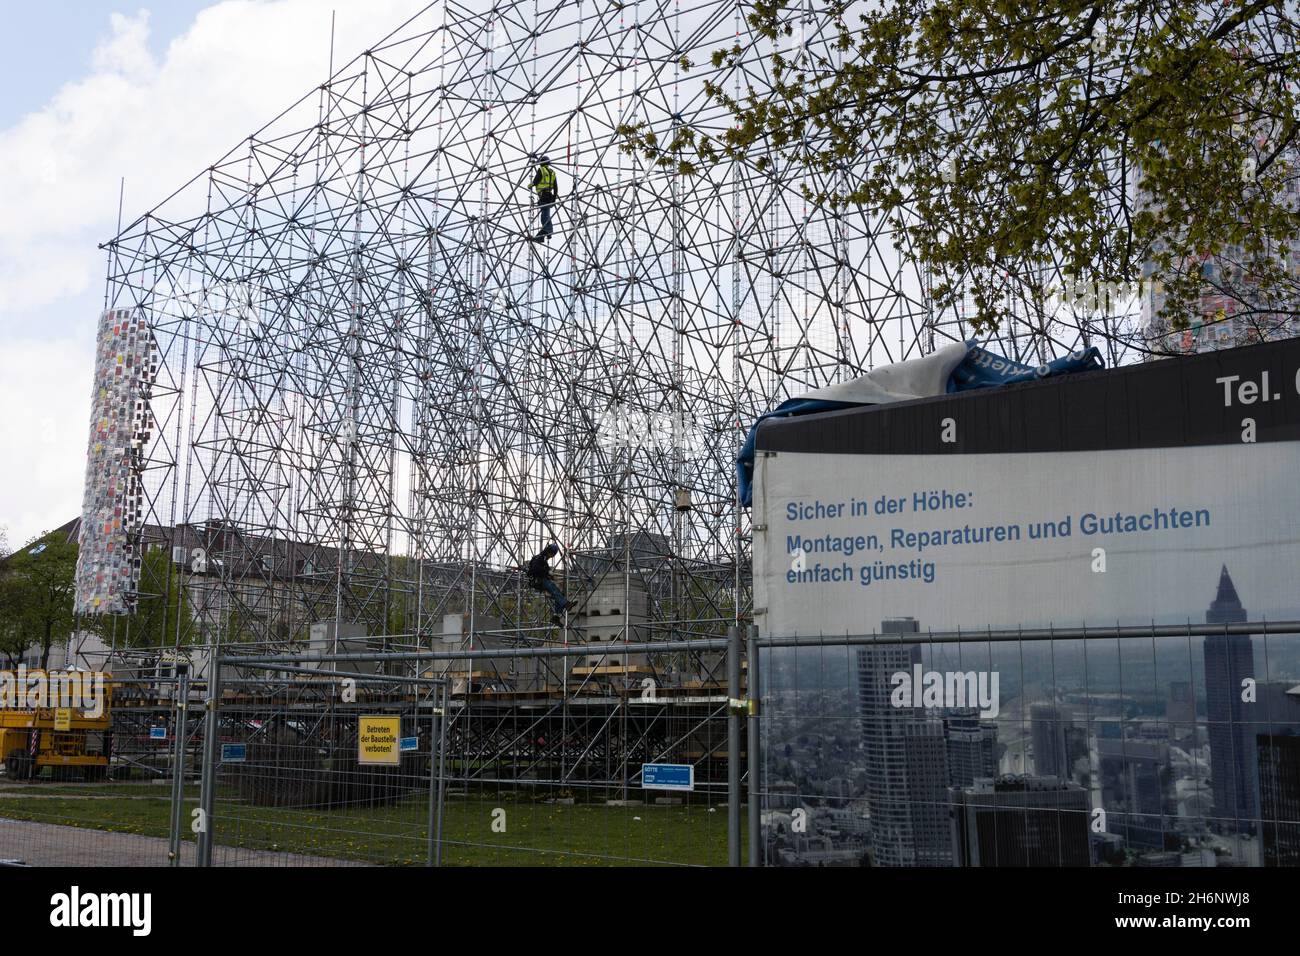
[95,0,1143,670]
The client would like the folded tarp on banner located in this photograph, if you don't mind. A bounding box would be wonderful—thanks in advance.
[735,340,1105,507]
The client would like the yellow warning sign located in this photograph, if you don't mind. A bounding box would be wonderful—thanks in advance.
[54,708,72,731]
[358,715,401,765]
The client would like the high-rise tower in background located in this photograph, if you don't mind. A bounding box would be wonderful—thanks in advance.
[857,618,926,867]
[950,775,1091,867]
[1203,565,1259,832]
[903,718,954,866]
[1257,732,1300,867]
[1031,702,1071,779]
[946,709,1000,789]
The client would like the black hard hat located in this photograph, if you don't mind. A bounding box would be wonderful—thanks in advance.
[538,154,551,164]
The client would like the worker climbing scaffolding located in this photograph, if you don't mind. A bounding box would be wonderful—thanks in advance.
[528,154,559,242]
[526,542,568,621]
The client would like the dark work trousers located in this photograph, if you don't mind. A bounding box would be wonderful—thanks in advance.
[538,197,555,238]
[540,578,567,613]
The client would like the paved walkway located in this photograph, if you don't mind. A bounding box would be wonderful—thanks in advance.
[0,817,366,867]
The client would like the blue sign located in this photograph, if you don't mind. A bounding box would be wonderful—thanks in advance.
[149,727,167,741]
[642,763,694,791]
[399,736,418,753]
[221,743,247,763]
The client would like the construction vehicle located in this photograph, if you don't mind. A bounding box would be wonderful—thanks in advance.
[0,672,113,782]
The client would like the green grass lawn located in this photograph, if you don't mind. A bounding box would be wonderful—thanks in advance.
[0,787,740,866]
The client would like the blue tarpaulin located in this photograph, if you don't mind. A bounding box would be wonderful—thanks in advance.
[736,341,1104,507]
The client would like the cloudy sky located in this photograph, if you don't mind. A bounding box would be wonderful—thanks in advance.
[0,0,434,547]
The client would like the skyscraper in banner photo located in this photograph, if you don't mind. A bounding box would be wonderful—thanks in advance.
[1203,565,1259,834]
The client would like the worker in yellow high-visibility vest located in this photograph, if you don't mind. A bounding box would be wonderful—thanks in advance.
[529,155,559,242]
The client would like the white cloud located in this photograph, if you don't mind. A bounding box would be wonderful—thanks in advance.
[0,0,432,301]
[0,0,433,543]
[91,10,158,80]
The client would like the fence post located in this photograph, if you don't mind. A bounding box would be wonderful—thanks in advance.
[727,625,741,867]
[435,682,449,865]
[426,683,444,867]
[167,662,190,866]
[196,656,223,867]
[746,625,760,867]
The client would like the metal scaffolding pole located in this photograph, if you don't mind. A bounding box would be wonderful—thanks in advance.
[754,620,1300,648]
[167,662,190,866]
[426,685,444,867]
[195,660,222,867]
